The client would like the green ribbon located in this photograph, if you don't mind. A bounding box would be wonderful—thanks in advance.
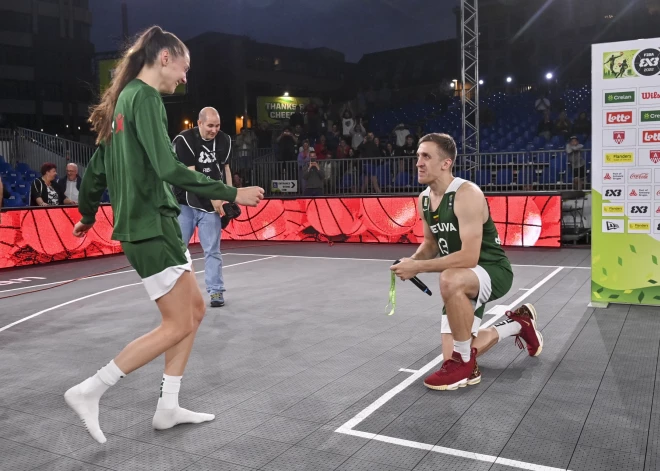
[386,271,396,316]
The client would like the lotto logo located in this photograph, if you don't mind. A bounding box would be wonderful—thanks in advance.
[606,111,633,124]
[643,130,660,143]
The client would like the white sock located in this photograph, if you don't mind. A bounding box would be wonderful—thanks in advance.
[152,374,215,430]
[493,318,522,342]
[156,374,182,410]
[64,360,125,444]
[454,339,472,363]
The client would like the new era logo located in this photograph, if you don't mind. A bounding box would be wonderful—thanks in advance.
[606,222,619,230]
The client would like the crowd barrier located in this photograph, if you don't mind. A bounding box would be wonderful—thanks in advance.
[0,194,561,269]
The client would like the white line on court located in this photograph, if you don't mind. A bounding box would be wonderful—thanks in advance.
[398,368,419,373]
[0,253,262,294]
[335,266,568,471]
[226,252,591,270]
[0,256,277,333]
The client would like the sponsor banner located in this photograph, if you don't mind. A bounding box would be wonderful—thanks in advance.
[627,168,653,182]
[603,109,636,126]
[592,38,660,307]
[603,150,635,165]
[639,129,660,145]
[639,149,660,166]
[602,219,625,233]
[602,169,626,182]
[603,89,636,105]
[627,203,651,216]
[602,186,626,200]
[640,87,660,104]
[602,204,625,216]
[602,129,636,147]
[628,221,652,234]
[627,186,652,200]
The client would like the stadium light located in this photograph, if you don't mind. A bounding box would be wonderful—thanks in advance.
[283,91,289,97]
[479,79,484,85]
[450,82,455,88]
[506,76,513,83]
[545,72,553,80]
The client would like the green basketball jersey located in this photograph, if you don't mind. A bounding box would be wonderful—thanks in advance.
[421,178,509,266]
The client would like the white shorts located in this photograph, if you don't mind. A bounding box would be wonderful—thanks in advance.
[142,249,193,301]
[441,265,493,337]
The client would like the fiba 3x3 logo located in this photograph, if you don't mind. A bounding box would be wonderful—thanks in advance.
[603,48,660,79]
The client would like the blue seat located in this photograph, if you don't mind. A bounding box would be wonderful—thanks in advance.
[496,168,513,185]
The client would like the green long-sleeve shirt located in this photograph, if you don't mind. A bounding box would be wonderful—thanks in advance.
[78,79,238,242]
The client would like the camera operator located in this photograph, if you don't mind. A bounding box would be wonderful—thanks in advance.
[303,150,325,196]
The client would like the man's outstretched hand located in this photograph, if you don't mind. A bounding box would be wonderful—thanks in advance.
[235,186,265,207]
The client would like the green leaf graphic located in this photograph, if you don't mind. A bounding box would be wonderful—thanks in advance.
[618,257,623,266]
[630,245,637,254]
[638,291,645,303]
[602,268,608,276]
[597,288,604,293]
[649,280,658,285]
[609,294,620,299]
[653,255,658,265]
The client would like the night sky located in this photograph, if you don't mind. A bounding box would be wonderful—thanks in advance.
[90,0,458,62]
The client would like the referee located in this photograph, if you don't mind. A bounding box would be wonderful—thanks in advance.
[172,107,233,307]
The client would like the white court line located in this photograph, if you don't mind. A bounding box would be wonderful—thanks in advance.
[226,252,591,270]
[335,267,568,471]
[0,256,276,333]
[398,368,419,373]
[0,253,259,294]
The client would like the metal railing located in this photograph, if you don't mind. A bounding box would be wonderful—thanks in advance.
[251,150,592,196]
[13,128,96,175]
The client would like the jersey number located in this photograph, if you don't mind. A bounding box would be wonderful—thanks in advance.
[438,238,449,256]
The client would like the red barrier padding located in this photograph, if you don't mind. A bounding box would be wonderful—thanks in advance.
[0,195,561,269]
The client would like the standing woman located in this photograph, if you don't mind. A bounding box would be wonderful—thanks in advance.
[65,26,264,444]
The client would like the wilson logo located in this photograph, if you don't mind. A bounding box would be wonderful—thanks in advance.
[606,111,633,124]
[642,91,660,100]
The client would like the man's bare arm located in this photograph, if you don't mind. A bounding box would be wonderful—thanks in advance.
[410,193,439,261]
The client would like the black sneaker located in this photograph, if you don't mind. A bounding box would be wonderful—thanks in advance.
[210,293,225,307]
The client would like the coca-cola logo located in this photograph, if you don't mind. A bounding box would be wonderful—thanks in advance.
[630,172,650,179]
[643,131,660,142]
[606,111,633,124]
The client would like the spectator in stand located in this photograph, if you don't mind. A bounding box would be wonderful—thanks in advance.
[326,123,341,155]
[554,111,571,141]
[30,163,74,207]
[306,101,322,140]
[293,124,306,151]
[303,150,325,196]
[255,121,273,149]
[58,162,81,204]
[566,135,585,190]
[400,135,417,178]
[384,142,396,157]
[401,135,416,157]
[572,112,591,136]
[537,111,553,141]
[314,134,329,160]
[341,109,355,140]
[393,123,410,150]
[373,137,385,156]
[236,127,257,159]
[359,132,383,193]
[298,140,312,193]
[289,107,305,129]
[350,117,366,152]
[276,127,297,178]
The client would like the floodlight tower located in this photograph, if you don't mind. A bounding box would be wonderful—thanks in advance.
[460,0,479,155]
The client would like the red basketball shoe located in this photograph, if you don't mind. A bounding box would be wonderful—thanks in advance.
[507,303,543,357]
[424,348,479,391]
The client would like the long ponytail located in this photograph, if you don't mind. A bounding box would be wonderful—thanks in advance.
[88,26,188,145]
